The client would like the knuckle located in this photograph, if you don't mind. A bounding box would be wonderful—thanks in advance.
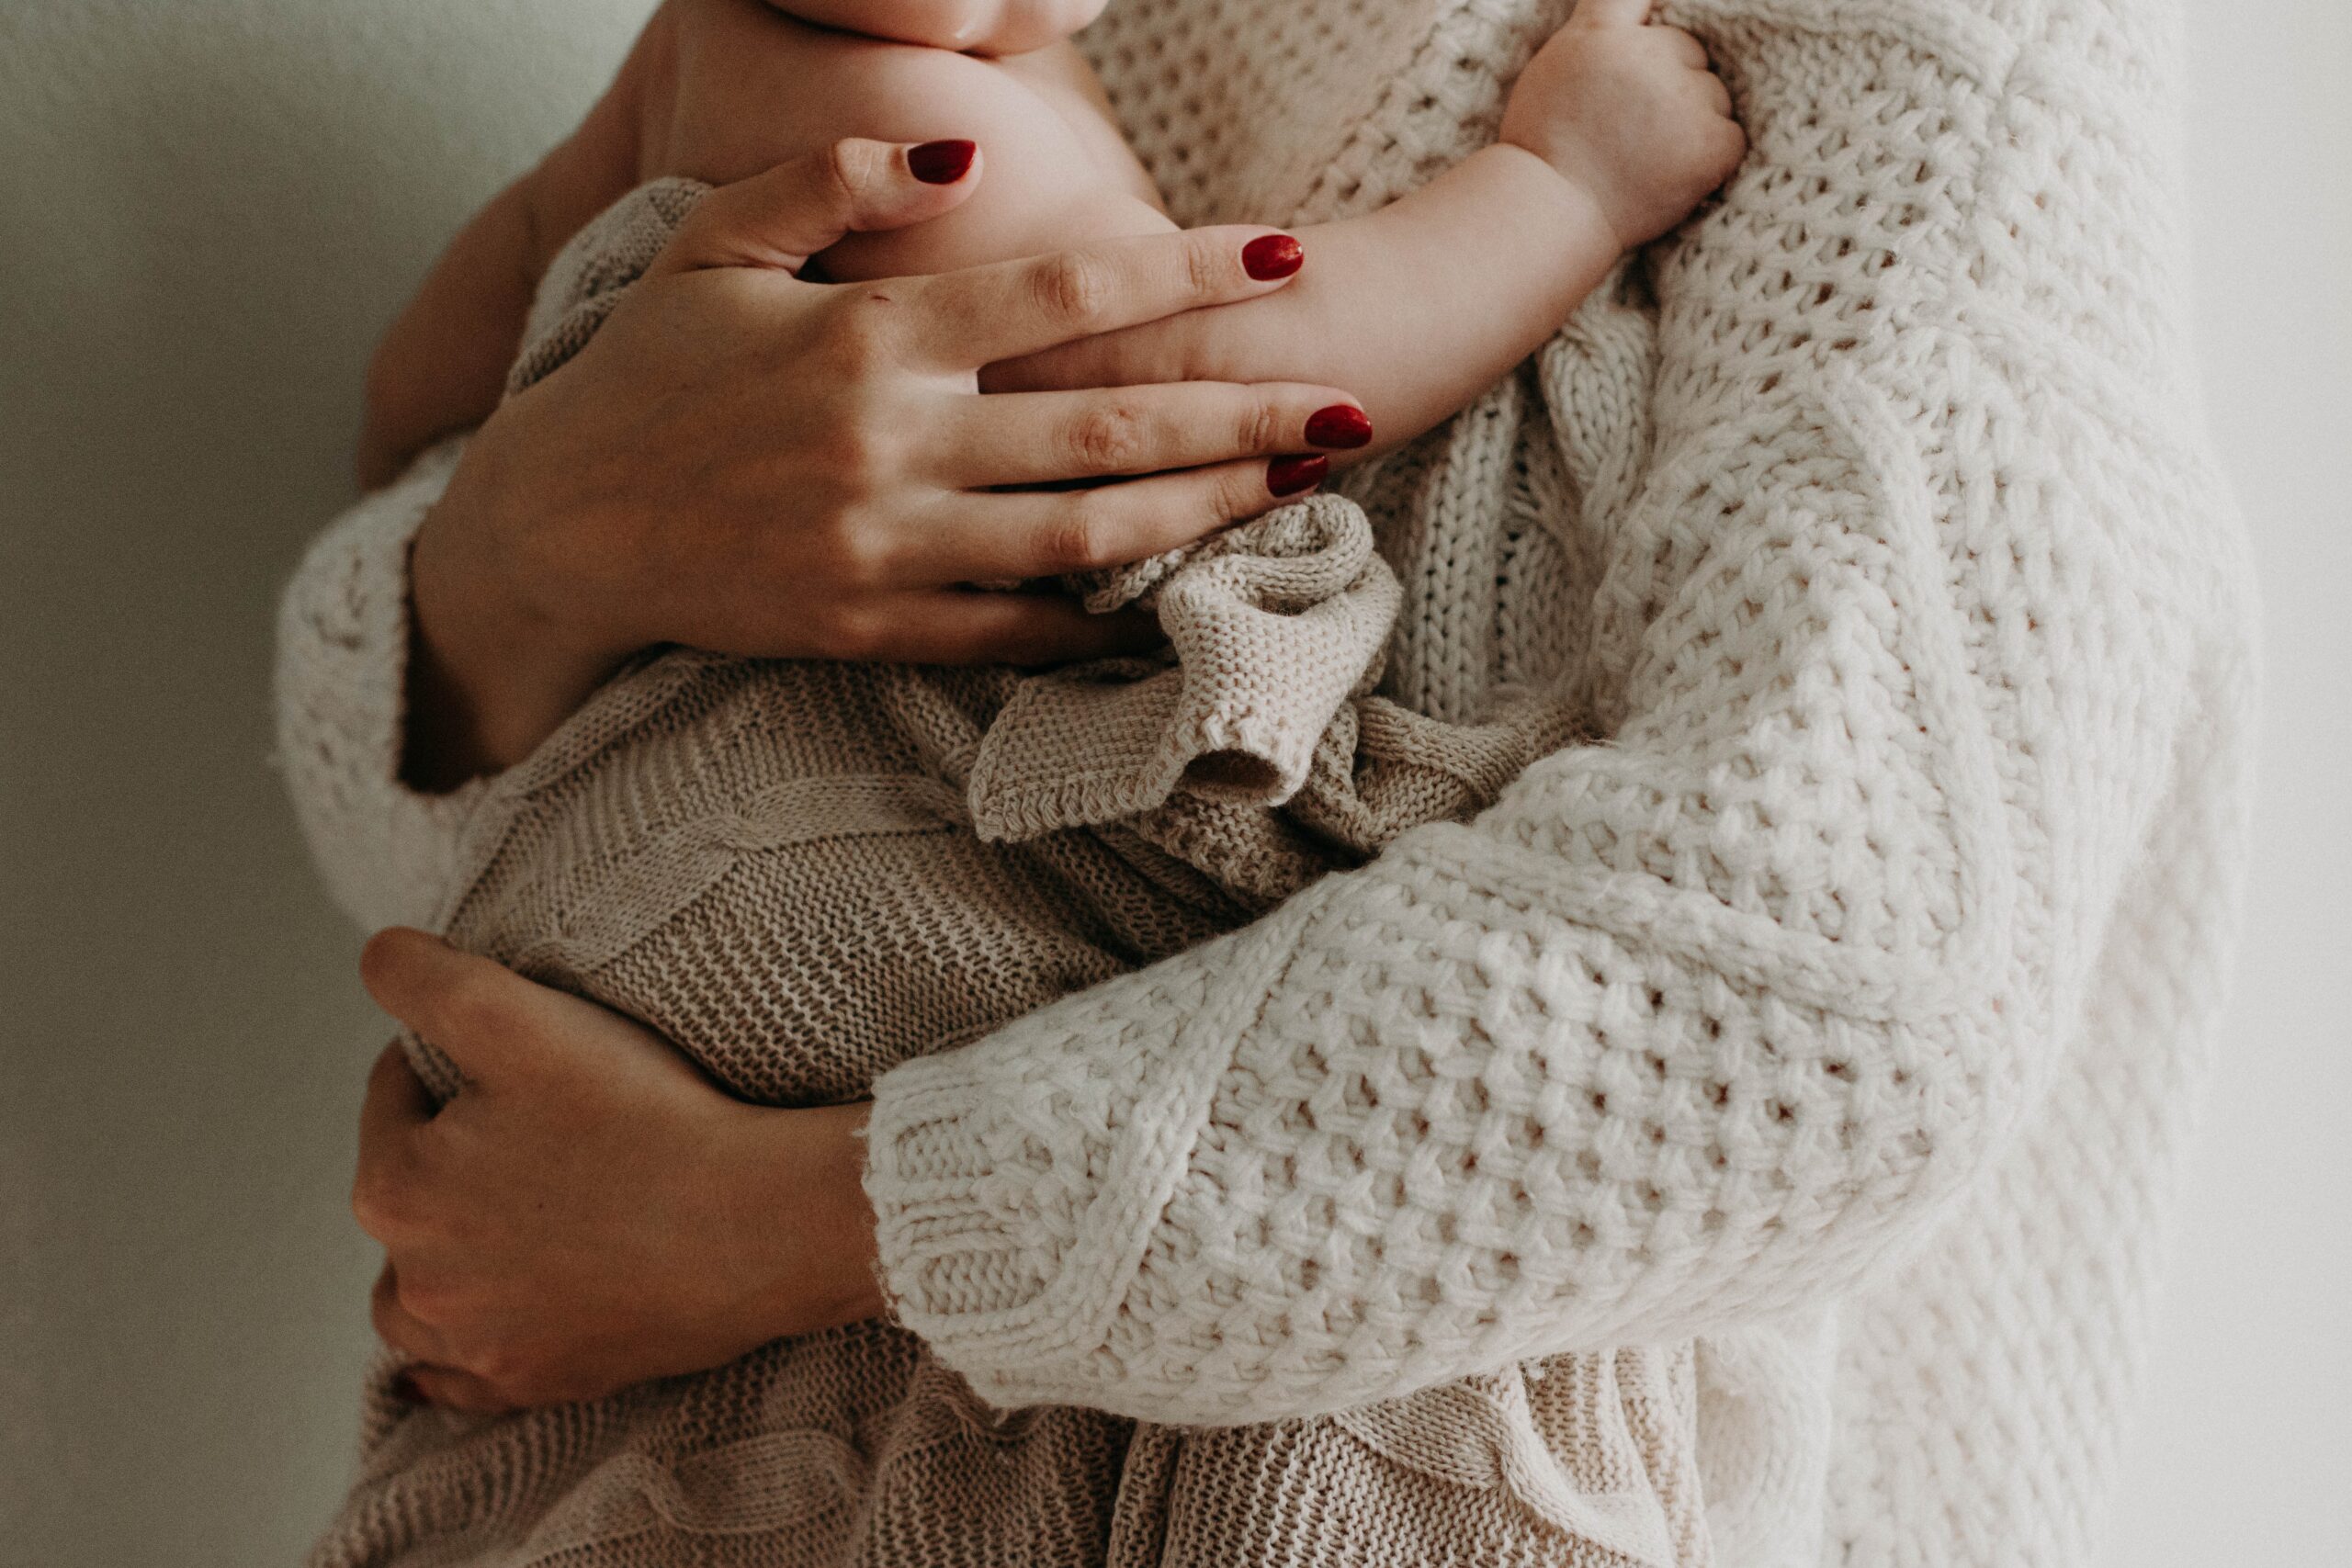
[820,293,901,372]
[350,1170,404,1237]
[813,600,888,660]
[1241,396,1287,455]
[394,1270,464,1326]
[1068,402,1150,471]
[1045,494,1123,572]
[809,507,897,592]
[821,137,876,212]
[467,1341,529,1390]
[817,418,899,495]
[437,967,512,1043]
[1182,233,1228,300]
[1032,251,1117,328]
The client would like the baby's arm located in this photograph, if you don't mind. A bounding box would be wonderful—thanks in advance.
[986,1,1745,457]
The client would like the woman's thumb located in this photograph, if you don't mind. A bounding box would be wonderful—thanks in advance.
[649,137,982,277]
[358,928,562,1082]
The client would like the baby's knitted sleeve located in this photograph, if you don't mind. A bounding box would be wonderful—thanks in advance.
[858,8,2256,1424]
[274,443,486,932]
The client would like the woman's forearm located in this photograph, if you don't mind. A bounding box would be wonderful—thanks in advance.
[983,145,1624,455]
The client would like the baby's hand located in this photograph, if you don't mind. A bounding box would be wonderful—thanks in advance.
[766,0,1106,55]
[1500,0,1746,250]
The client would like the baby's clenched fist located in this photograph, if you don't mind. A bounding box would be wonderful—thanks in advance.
[1501,0,1746,250]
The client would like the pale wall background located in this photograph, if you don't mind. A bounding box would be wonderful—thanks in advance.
[0,2,2344,1563]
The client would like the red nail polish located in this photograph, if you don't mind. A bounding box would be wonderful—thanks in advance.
[1267,454,1329,497]
[1242,233,1304,281]
[908,140,977,185]
[1304,404,1373,449]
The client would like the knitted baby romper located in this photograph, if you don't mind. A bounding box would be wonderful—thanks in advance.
[311,169,1702,1568]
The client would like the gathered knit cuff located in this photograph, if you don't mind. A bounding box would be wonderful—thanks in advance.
[273,440,492,931]
[858,877,1339,1415]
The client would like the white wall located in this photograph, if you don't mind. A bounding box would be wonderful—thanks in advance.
[2097,5,2352,1564]
[0,5,652,1564]
[0,3,2343,1564]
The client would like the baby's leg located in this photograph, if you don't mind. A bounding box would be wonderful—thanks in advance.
[765,25,1174,282]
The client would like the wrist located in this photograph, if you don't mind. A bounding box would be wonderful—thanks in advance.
[401,439,622,789]
[730,1101,888,1338]
[1480,139,1631,262]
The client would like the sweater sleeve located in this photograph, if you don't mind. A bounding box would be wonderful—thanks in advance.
[274,442,489,933]
[860,16,2237,1422]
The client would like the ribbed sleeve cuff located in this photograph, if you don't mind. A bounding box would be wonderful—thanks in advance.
[274,440,491,932]
[859,882,1332,1412]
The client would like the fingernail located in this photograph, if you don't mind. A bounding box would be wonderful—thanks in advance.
[908,139,978,185]
[1267,454,1329,497]
[1304,404,1373,449]
[1242,233,1304,281]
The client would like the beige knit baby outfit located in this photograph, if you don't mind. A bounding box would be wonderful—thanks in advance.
[283,0,2261,1563]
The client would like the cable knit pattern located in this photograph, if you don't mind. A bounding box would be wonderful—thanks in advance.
[275,0,2256,1564]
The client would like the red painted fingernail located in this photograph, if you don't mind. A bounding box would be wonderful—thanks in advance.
[1242,233,1304,281]
[908,140,977,185]
[1304,404,1373,449]
[1267,454,1329,497]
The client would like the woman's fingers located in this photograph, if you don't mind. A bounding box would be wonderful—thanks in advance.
[370,1263,458,1366]
[352,1044,435,1241]
[399,1364,516,1416]
[832,592,1166,665]
[898,225,1308,371]
[928,456,1327,584]
[357,928,571,1089]
[933,382,1369,489]
[648,137,983,277]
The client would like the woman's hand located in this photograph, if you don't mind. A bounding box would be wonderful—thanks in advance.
[350,929,878,1414]
[409,141,1358,786]
[1499,0,1746,250]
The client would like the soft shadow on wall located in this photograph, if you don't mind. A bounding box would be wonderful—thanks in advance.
[0,5,650,1564]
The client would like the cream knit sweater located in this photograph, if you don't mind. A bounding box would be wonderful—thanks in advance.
[277,0,2258,1563]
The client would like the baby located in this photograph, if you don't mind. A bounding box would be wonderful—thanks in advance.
[319,2,1743,1564]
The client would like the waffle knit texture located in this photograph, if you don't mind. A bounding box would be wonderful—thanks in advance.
[275,1,2258,1564]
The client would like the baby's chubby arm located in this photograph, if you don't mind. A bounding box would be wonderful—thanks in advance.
[987,0,1745,457]
[770,0,1105,56]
